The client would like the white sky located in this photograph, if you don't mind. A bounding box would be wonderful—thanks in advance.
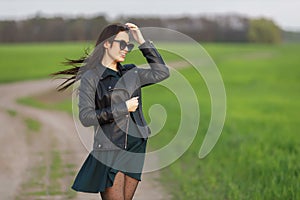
[1,0,300,31]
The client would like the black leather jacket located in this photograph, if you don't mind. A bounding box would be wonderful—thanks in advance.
[78,40,169,151]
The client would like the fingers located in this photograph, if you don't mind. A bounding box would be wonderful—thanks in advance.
[125,22,139,30]
[125,96,139,112]
[131,97,139,109]
[125,22,145,45]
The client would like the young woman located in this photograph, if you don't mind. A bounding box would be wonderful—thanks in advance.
[53,23,169,199]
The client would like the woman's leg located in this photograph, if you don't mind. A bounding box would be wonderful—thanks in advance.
[100,171,125,200]
[124,175,139,200]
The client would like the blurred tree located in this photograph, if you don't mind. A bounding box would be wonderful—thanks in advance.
[248,18,282,43]
[282,30,300,43]
[67,17,86,41]
[126,17,164,27]
[214,15,249,42]
[0,20,18,42]
[87,15,108,42]
[0,15,287,43]
[45,17,66,41]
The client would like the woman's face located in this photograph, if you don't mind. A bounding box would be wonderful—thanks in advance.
[105,31,130,63]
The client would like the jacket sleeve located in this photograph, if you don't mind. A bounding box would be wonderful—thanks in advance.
[137,40,170,87]
[95,100,129,125]
[78,73,128,127]
[78,73,99,127]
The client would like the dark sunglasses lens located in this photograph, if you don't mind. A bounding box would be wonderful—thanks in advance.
[127,44,134,51]
[119,40,127,50]
[119,40,134,51]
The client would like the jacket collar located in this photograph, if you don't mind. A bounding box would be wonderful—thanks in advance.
[95,62,123,80]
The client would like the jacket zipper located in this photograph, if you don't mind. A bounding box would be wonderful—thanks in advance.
[108,87,130,150]
[95,125,100,136]
[125,115,129,149]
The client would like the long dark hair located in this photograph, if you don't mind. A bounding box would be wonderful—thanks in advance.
[51,23,129,91]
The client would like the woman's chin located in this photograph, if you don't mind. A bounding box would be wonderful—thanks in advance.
[117,57,126,62]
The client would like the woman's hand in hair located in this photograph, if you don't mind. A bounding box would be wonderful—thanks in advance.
[125,96,139,112]
[125,22,145,45]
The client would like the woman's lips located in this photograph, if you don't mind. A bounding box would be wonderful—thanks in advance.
[120,52,126,58]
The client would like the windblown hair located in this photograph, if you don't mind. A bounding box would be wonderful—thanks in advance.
[51,23,129,91]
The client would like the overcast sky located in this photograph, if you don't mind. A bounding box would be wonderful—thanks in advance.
[2,0,299,31]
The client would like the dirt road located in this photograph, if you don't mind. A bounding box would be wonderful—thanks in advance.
[0,79,170,200]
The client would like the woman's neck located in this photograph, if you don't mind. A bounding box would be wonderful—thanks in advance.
[101,55,118,71]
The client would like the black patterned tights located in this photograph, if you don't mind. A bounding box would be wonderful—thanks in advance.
[100,172,139,200]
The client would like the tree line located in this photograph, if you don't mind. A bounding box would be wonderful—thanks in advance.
[0,14,283,43]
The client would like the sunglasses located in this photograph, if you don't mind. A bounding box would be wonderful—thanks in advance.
[113,40,134,52]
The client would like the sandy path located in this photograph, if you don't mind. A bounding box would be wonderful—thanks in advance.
[0,79,171,200]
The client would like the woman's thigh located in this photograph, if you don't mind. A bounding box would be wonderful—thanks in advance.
[100,171,125,200]
[124,175,139,200]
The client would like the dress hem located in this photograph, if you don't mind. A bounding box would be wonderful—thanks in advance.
[71,170,141,193]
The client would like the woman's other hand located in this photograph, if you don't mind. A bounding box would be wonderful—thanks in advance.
[125,22,145,45]
[125,96,139,112]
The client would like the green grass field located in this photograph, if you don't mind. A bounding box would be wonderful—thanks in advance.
[1,42,300,199]
[0,42,92,82]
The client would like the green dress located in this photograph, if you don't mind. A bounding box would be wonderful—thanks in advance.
[72,68,147,193]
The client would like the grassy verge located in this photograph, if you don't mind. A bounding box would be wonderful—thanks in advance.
[24,117,41,132]
[17,139,77,199]
[6,109,17,117]
[17,96,72,114]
